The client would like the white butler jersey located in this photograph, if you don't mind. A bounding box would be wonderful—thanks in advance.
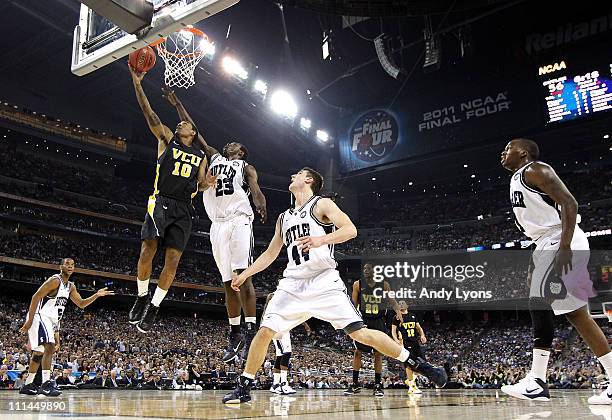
[280,196,337,279]
[37,274,71,323]
[203,154,254,222]
[510,161,569,240]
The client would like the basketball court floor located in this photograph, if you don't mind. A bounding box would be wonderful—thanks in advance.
[1,389,610,419]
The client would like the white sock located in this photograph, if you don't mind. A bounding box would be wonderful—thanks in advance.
[151,287,167,307]
[245,316,256,325]
[229,316,241,326]
[598,352,612,383]
[280,370,288,384]
[396,348,410,363]
[531,349,550,381]
[273,372,280,385]
[137,278,150,297]
[25,372,36,385]
[42,370,50,383]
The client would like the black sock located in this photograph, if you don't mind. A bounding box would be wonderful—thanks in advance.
[352,370,359,385]
[230,324,241,334]
[375,373,381,384]
[239,375,252,388]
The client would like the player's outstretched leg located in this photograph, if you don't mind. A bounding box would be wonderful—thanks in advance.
[349,327,447,387]
[38,343,61,397]
[129,239,157,324]
[222,282,245,363]
[223,327,276,404]
[344,349,362,395]
[237,273,257,360]
[138,247,182,333]
[502,306,552,401]
[20,351,43,395]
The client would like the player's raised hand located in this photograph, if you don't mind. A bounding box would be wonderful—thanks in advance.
[128,62,146,83]
[256,205,267,224]
[420,335,427,345]
[19,318,32,334]
[162,86,178,106]
[296,236,325,253]
[204,168,218,189]
[95,287,115,297]
[231,272,247,292]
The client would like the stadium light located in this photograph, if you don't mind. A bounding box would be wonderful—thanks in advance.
[222,56,248,80]
[463,164,468,168]
[270,90,297,119]
[316,130,329,142]
[300,117,312,130]
[371,177,376,181]
[471,174,476,178]
[253,80,268,95]
[408,181,413,186]
[604,134,610,139]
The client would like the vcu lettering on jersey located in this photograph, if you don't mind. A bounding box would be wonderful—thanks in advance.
[281,196,336,279]
[509,162,566,240]
[152,138,206,202]
[359,280,384,318]
[203,154,254,222]
[394,313,419,342]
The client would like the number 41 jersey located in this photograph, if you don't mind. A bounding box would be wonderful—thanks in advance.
[203,154,254,222]
[280,196,337,279]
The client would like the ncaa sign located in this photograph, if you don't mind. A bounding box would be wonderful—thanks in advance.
[350,110,399,163]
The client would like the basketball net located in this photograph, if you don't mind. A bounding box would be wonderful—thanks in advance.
[153,27,209,89]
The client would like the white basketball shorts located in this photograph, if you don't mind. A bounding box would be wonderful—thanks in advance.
[261,269,364,338]
[530,226,592,315]
[28,313,56,353]
[273,332,292,356]
[209,214,254,283]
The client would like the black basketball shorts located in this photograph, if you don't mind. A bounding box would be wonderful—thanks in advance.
[141,195,193,252]
[403,341,425,361]
[353,317,387,354]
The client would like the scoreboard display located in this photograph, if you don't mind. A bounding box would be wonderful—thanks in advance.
[541,60,612,123]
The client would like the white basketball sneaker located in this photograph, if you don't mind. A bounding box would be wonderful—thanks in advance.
[270,383,281,394]
[588,388,612,405]
[501,372,550,401]
[280,383,297,395]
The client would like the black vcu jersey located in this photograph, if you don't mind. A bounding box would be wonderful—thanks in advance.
[141,138,206,251]
[354,279,387,354]
[393,312,425,360]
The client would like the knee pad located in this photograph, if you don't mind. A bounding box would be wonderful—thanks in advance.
[31,353,43,363]
[530,302,554,349]
[280,352,291,368]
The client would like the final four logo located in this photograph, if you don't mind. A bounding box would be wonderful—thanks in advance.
[350,110,399,162]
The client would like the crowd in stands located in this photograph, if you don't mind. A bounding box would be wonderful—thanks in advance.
[1,294,610,392]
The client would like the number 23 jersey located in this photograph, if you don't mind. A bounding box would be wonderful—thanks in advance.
[203,154,254,222]
[280,196,337,279]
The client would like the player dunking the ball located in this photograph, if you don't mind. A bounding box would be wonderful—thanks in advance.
[223,167,447,404]
[162,87,267,362]
[127,65,208,333]
[19,258,114,396]
[500,139,612,404]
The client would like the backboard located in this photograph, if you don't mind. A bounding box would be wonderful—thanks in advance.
[71,0,238,76]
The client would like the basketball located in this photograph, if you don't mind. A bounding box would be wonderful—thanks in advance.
[128,46,157,73]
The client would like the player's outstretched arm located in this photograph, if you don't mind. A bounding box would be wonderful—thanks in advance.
[416,323,427,344]
[231,216,284,291]
[524,162,578,274]
[19,276,60,333]
[129,64,173,154]
[161,86,218,157]
[391,323,401,345]
[69,286,115,309]
[297,198,357,252]
[244,164,267,224]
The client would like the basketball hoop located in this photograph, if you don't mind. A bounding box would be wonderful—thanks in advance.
[151,27,210,89]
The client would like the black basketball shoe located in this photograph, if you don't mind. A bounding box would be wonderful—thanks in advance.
[19,382,38,395]
[129,293,149,325]
[222,332,244,363]
[136,302,159,334]
[344,383,361,395]
[373,383,384,398]
[223,376,252,404]
[240,326,256,360]
[38,380,62,397]
[405,357,447,387]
